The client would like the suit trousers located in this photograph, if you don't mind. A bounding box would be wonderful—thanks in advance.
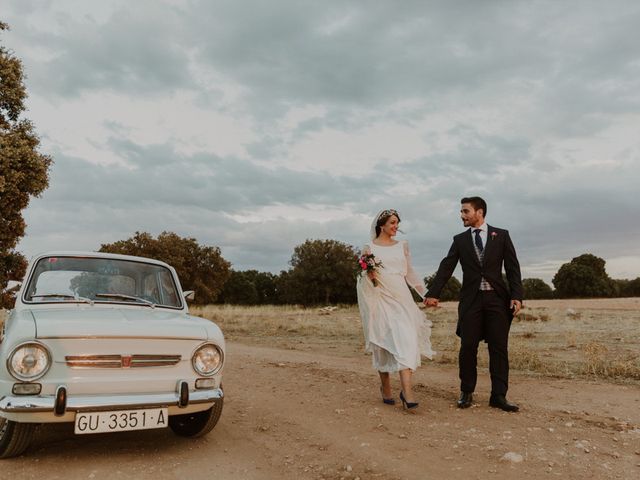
[458,290,511,395]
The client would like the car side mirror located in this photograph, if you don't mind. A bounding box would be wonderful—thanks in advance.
[183,290,195,301]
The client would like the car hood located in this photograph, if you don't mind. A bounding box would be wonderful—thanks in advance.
[31,307,209,340]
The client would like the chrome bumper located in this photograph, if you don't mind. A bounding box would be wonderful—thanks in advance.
[0,388,223,414]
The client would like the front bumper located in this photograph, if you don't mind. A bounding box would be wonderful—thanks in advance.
[0,387,223,423]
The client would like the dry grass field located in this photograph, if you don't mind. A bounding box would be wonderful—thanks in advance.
[192,297,640,383]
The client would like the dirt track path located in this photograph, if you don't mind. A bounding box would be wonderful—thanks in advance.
[3,341,639,479]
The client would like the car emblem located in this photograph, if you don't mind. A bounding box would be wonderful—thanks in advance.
[121,355,133,368]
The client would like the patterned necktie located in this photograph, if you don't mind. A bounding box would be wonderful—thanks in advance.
[474,229,483,252]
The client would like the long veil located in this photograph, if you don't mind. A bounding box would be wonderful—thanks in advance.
[369,209,386,240]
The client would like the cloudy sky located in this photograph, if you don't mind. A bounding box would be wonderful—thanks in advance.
[3,0,640,284]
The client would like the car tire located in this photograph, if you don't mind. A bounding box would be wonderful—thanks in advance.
[0,417,36,459]
[169,397,223,438]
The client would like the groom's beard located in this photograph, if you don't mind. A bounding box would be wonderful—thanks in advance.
[462,216,481,227]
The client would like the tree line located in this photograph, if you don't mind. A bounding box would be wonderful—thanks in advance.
[2,229,640,308]
[98,233,640,306]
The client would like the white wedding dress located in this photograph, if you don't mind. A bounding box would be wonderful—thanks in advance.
[356,240,435,372]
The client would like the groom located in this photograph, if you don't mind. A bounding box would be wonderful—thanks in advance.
[425,197,523,412]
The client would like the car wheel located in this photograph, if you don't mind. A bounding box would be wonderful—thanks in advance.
[0,417,36,459]
[169,397,223,438]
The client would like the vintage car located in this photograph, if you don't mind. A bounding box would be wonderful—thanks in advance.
[0,252,225,458]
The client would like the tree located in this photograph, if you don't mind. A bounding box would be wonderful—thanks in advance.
[424,274,461,301]
[252,270,278,304]
[218,270,279,305]
[614,277,640,297]
[0,251,26,307]
[218,270,258,305]
[627,278,640,297]
[612,279,627,298]
[283,239,359,306]
[522,278,554,299]
[552,253,615,298]
[274,269,295,304]
[100,231,231,304]
[0,22,52,307]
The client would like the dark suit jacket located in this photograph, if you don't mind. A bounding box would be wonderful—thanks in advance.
[426,225,523,336]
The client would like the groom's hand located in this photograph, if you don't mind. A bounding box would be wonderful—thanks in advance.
[510,300,522,316]
[424,297,439,308]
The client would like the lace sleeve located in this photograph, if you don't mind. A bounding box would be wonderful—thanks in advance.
[403,241,427,298]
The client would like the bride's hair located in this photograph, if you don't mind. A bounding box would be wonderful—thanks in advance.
[375,209,401,237]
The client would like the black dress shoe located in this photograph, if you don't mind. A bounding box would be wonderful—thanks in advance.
[457,392,473,409]
[489,394,519,412]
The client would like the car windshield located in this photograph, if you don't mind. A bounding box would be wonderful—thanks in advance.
[23,256,182,308]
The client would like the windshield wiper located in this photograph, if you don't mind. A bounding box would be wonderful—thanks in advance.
[30,293,94,304]
[94,293,156,308]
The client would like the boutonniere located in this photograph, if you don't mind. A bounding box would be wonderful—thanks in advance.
[490,231,498,239]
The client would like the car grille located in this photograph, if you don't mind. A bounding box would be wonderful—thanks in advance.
[65,354,182,368]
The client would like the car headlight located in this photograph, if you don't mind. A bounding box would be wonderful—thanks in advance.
[8,342,52,381]
[192,343,223,376]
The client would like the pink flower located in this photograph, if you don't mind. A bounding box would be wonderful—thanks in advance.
[491,232,498,238]
[358,253,383,285]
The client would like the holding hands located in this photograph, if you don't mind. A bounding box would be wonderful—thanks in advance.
[423,297,439,308]
[424,297,521,315]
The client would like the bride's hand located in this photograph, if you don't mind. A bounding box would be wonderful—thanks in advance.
[424,297,439,308]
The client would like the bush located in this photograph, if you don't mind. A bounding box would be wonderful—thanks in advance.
[522,278,554,299]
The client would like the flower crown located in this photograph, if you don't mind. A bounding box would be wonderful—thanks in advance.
[379,209,399,218]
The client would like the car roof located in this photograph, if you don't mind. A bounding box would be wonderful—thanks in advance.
[30,251,173,268]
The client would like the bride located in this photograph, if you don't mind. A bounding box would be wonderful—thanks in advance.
[356,209,435,410]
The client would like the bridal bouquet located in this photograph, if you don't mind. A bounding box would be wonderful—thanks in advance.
[358,253,383,286]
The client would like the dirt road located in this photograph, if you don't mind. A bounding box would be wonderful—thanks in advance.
[3,341,639,479]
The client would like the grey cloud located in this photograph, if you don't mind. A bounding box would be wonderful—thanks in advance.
[189,1,537,106]
[187,1,635,107]
[4,1,193,98]
[389,126,534,180]
[6,0,639,139]
[187,0,640,147]
[42,141,387,212]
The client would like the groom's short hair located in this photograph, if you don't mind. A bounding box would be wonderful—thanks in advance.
[461,196,487,217]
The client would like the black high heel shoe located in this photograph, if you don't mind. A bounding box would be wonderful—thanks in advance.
[380,386,396,405]
[400,391,419,410]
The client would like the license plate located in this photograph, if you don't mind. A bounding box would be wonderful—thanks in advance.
[74,408,168,434]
